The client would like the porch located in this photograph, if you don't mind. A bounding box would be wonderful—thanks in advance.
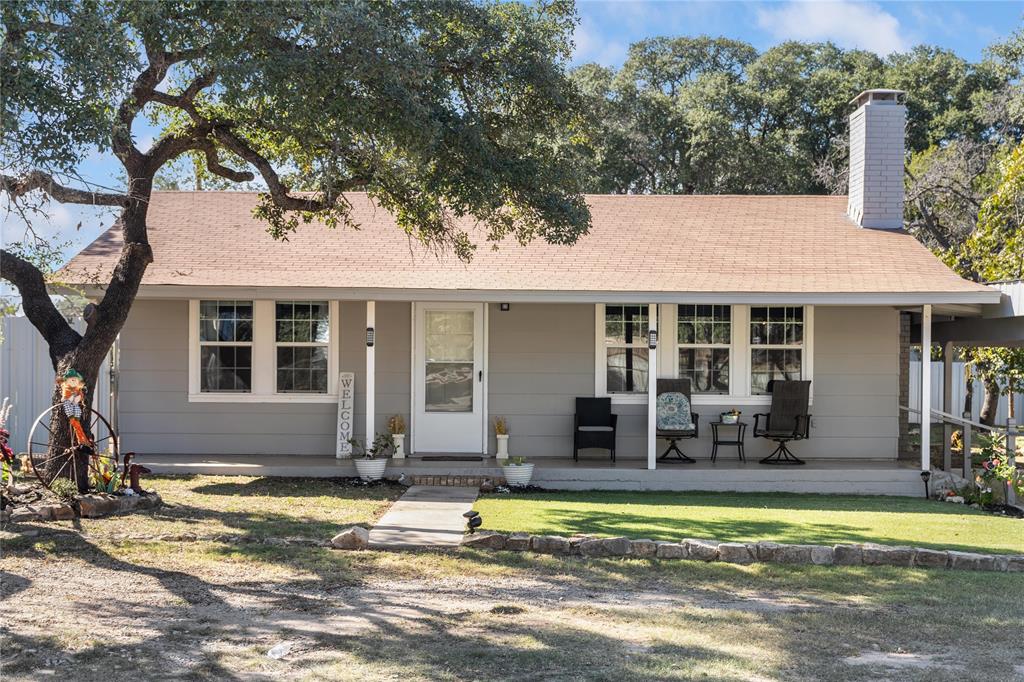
[138,453,922,495]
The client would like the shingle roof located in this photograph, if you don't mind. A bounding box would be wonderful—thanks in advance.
[62,191,992,300]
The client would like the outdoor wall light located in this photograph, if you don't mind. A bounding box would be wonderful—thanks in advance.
[648,329,658,349]
[499,303,510,311]
[366,327,375,347]
[920,470,931,499]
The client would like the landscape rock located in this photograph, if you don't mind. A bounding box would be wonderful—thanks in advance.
[862,543,915,567]
[51,504,75,521]
[578,536,632,557]
[1005,556,1024,572]
[717,542,756,564]
[330,526,369,550]
[947,551,995,572]
[684,539,719,561]
[629,539,658,558]
[809,545,834,565]
[913,549,949,569]
[655,542,687,559]
[531,535,570,555]
[9,509,41,523]
[505,532,531,551]
[756,541,782,562]
[833,544,863,566]
[774,544,813,564]
[462,528,509,548]
[77,495,120,518]
[478,479,496,493]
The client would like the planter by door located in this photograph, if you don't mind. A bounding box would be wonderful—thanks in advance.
[502,463,534,487]
[392,434,406,459]
[496,434,509,460]
[354,458,388,481]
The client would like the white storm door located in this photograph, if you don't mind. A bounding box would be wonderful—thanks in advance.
[413,303,485,453]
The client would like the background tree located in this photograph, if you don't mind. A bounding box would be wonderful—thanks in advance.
[0,0,590,487]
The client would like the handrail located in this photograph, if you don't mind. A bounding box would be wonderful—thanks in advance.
[899,405,1007,434]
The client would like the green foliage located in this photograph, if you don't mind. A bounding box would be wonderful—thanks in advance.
[962,142,1024,281]
[49,476,77,502]
[2,0,591,259]
[573,32,1020,196]
[348,433,394,460]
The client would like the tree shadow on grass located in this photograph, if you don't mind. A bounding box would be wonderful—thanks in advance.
[187,475,404,500]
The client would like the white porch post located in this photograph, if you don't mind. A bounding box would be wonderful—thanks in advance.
[366,301,376,442]
[647,303,658,471]
[920,304,932,472]
[942,341,953,472]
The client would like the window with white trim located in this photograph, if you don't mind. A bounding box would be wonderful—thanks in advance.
[275,301,330,393]
[189,299,338,402]
[198,300,253,393]
[603,304,649,393]
[749,306,805,394]
[676,304,730,394]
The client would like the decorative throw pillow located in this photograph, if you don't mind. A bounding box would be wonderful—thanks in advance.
[657,392,694,431]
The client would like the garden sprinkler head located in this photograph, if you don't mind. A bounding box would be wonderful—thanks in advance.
[920,470,931,499]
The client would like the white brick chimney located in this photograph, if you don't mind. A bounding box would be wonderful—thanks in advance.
[847,89,906,230]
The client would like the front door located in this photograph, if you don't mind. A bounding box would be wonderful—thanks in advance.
[413,302,485,453]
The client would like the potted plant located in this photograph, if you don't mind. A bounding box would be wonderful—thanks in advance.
[388,415,406,459]
[502,456,534,487]
[348,433,393,481]
[494,416,510,460]
[721,408,741,425]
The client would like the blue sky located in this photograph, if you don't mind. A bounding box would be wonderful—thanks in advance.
[2,0,1023,279]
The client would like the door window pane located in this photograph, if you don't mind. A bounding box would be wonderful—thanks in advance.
[425,362,474,412]
[425,311,474,362]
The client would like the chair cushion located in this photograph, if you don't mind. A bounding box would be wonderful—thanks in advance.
[578,426,614,432]
[657,392,694,431]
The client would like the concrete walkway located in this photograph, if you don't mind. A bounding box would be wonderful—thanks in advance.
[368,485,479,549]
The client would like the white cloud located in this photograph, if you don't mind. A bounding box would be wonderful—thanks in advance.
[755,1,913,56]
[572,17,628,66]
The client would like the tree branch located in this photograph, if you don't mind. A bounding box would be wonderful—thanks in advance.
[0,249,80,365]
[0,171,128,206]
[196,140,254,182]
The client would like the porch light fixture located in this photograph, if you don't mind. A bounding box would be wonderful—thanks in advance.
[648,329,658,349]
[366,327,375,347]
[500,303,510,312]
[920,470,931,499]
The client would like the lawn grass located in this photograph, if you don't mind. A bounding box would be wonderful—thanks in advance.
[66,474,404,540]
[473,490,1024,554]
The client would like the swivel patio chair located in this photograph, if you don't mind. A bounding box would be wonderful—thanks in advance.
[753,380,811,465]
[656,378,700,463]
[574,397,618,462]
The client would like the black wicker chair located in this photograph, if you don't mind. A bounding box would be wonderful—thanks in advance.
[754,380,811,465]
[574,397,617,462]
[656,378,700,463]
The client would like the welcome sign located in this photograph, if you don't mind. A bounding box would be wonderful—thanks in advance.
[335,372,355,458]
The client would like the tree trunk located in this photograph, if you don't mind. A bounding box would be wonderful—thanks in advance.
[45,350,105,492]
[979,377,1000,426]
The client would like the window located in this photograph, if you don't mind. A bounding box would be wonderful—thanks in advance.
[275,301,330,393]
[198,300,253,392]
[750,306,804,394]
[189,299,338,402]
[604,305,649,393]
[677,305,730,394]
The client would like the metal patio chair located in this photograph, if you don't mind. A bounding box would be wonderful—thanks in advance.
[754,380,812,465]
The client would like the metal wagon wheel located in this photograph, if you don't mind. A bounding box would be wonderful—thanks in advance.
[26,405,119,491]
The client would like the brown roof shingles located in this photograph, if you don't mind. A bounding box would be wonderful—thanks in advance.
[61,191,991,297]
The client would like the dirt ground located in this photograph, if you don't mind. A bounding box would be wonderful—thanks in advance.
[3,529,1023,681]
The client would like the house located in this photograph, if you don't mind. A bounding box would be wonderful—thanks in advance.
[62,90,1004,494]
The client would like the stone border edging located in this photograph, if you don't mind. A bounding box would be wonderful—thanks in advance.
[1,493,163,523]
[460,532,1024,573]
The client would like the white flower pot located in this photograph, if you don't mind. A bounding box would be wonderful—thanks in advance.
[392,434,406,459]
[502,463,534,487]
[495,434,509,460]
[354,458,388,481]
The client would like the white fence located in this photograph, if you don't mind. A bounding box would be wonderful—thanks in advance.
[1,316,110,450]
[909,360,1021,424]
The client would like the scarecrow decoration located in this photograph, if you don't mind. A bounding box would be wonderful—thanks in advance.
[59,369,93,450]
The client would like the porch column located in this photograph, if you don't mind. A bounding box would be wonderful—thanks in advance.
[366,301,376,442]
[942,341,953,471]
[647,303,658,471]
[920,304,932,472]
